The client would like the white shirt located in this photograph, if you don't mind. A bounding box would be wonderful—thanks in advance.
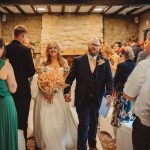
[124,57,150,126]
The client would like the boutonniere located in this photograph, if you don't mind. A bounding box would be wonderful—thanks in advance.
[97,58,105,66]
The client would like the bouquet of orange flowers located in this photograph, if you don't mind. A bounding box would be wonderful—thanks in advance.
[37,69,68,103]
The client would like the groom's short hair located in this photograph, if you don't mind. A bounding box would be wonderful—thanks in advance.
[14,25,27,37]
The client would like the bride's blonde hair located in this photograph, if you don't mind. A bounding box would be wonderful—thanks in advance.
[45,42,66,67]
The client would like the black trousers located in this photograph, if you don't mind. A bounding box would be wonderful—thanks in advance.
[132,117,150,150]
[13,95,31,149]
[76,98,99,150]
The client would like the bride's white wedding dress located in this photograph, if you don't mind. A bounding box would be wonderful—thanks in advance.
[32,67,78,150]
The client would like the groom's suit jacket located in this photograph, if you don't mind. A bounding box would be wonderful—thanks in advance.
[64,54,113,109]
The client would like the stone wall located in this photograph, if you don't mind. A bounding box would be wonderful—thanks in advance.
[139,11,150,41]
[104,16,139,46]
[1,14,42,53]
[41,14,103,54]
[0,13,141,54]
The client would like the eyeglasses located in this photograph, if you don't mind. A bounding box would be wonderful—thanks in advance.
[91,44,100,47]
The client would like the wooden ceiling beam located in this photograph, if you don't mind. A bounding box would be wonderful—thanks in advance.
[126,6,144,15]
[102,5,112,14]
[31,5,38,14]
[14,5,26,15]
[88,5,96,14]
[112,5,128,15]
[1,6,14,14]
[75,5,81,14]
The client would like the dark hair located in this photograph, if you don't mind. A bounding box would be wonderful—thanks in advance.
[14,25,27,37]
[0,38,4,49]
[0,38,5,59]
[115,42,122,48]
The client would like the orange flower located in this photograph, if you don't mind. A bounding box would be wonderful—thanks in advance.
[37,69,68,103]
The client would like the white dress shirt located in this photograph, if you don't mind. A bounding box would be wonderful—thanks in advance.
[124,56,150,126]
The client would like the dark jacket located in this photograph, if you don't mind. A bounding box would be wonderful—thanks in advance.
[114,60,135,92]
[64,54,113,109]
[5,40,35,100]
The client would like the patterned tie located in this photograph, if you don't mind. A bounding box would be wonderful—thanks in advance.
[90,57,95,73]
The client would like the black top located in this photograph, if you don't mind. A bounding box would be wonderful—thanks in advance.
[114,59,135,92]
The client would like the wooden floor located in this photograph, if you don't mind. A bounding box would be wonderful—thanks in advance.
[27,100,116,150]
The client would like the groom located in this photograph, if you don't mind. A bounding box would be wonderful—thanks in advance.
[64,38,113,150]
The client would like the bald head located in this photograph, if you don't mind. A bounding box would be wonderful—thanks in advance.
[89,38,100,46]
[88,38,100,56]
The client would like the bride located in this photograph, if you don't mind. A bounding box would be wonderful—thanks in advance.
[33,42,78,150]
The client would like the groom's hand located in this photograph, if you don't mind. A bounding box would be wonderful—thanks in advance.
[106,95,112,107]
[64,94,71,102]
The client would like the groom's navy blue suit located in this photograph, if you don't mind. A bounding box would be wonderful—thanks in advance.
[64,54,113,150]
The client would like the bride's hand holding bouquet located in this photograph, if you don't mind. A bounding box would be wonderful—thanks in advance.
[37,68,69,104]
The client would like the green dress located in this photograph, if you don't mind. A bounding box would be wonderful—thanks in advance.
[0,59,18,150]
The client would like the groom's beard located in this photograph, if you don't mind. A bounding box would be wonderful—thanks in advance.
[88,48,98,57]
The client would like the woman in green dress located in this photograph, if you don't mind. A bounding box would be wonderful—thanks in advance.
[0,38,18,150]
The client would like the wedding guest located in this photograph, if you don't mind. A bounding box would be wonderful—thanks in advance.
[101,43,120,76]
[137,41,144,49]
[119,43,127,54]
[0,38,18,150]
[137,35,150,63]
[136,50,148,63]
[130,39,143,62]
[5,25,35,147]
[111,46,135,136]
[124,37,150,150]
[113,42,122,55]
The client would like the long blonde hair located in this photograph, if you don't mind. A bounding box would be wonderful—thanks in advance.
[45,42,66,67]
[102,43,113,58]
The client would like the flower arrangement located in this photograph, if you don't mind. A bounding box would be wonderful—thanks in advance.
[37,68,68,103]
